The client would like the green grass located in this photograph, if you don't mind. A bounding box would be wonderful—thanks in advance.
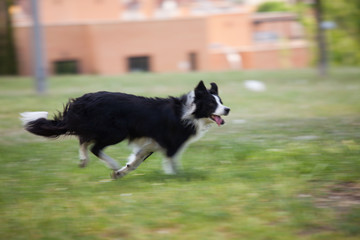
[1,68,360,239]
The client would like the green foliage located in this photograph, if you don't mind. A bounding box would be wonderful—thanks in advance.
[328,30,360,66]
[257,1,290,12]
[0,69,360,239]
[323,0,360,66]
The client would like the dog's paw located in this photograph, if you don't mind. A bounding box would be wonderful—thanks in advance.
[110,171,117,179]
[78,159,88,168]
[111,170,127,179]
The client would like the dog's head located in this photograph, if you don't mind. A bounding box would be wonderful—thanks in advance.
[184,81,230,126]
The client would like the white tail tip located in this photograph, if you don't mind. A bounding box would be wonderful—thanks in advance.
[20,111,48,126]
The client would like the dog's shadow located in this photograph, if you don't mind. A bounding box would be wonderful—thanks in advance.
[133,168,209,183]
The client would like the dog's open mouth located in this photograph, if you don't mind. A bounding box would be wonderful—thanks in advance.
[210,115,225,126]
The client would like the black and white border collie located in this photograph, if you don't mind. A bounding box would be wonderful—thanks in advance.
[20,81,230,179]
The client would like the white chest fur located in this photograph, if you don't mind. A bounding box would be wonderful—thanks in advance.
[187,118,212,144]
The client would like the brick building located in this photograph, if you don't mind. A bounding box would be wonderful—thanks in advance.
[11,0,309,75]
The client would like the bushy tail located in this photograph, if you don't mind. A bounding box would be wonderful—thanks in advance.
[20,111,68,138]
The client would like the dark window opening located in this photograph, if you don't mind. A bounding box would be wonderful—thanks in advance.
[54,60,79,74]
[189,52,197,71]
[128,56,150,72]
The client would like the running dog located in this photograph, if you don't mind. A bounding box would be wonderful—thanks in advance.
[20,81,230,178]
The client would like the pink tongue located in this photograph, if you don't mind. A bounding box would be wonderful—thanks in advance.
[213,115,224,126]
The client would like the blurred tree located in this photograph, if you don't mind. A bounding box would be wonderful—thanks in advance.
[257,0,328,75]
[257,1,360,70]
[0,0,17,75]
[314,0,328,76]
[323,0,360,66]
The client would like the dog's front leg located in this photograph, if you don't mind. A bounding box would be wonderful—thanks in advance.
[162,157,182,175]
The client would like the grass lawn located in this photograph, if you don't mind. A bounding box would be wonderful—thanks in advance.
[0,68,360,239]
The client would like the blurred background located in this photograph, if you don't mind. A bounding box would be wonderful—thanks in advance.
[1,0,359,81]
[1,1,360,239]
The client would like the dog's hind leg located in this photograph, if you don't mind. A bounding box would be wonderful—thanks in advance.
[114,149,153,179]
[78,139,90,168]
[90,143,120,171]
[114,138,158,178]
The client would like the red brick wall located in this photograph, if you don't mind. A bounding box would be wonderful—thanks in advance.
[207,13,252,47]
[88,18,208,74]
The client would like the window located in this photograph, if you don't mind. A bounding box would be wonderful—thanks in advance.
[127,56,150,72]
[54,60,79,74]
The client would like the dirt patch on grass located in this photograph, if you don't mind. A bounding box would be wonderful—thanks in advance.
[315,182,360,210]
[297,182,360,236]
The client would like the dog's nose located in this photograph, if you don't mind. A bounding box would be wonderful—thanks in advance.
[224,107,230,115]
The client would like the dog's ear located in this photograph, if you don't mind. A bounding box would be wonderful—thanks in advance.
[194,80,207,97]
[209,82,218,95]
